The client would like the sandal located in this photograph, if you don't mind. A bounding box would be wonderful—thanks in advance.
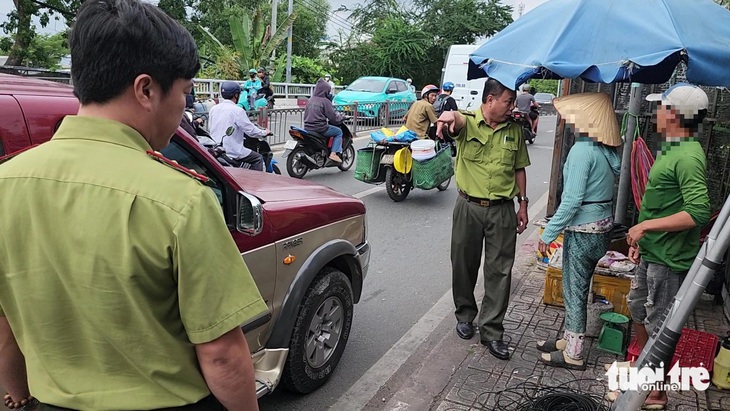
[539,350,586,371]
[536,338,566,353]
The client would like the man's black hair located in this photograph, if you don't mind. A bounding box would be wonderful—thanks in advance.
[69,0,200,104]
[481,78,512,104]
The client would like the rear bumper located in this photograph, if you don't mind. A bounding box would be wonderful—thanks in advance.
[357,241,371,280]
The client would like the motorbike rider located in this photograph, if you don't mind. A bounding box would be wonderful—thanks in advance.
[403,84,440,139]
[180,93,209,139]
[241,68,262,110]
[257,67,274,100]
[324,73,336,99]
[209,81,270,171]
[434,81,459,116]
[515,83,539,135]
[303,78,346,163]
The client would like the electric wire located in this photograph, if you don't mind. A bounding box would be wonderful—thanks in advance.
[295,0,355,30]
[476,378,610,411]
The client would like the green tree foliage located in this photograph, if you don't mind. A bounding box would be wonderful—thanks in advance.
[0,32,69,69]
[274,0,330,59]
[2,0,79,66]
[528,79,559,95]
[332,0,512,87]
[188,0,260,46]
[198,8,296,79]
[290,55,336,83]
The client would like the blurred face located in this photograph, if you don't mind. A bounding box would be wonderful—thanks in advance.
[484,89,516,123]
[250,73,256,78]
[426,92,437,104]
[325,76,331,81]
[258,70,264,78]
[655,103,680,135]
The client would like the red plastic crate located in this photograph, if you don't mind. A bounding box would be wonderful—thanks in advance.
[626,328,719,372]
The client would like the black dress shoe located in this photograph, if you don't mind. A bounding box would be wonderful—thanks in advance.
[484,340,510,360]
[455,322,474,339]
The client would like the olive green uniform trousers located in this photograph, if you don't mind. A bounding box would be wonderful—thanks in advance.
[451,195,517,341]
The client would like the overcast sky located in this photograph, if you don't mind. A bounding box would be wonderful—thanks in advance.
[0,0,548,42]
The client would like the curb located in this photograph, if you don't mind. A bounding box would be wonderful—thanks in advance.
[370,228,543,411]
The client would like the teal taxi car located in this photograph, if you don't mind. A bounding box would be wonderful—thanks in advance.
[333,76,416,124]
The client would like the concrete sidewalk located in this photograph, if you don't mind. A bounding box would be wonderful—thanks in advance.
[366,238,730,411]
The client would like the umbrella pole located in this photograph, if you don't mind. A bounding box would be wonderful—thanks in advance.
[612,196,730,410]
[615,83,643,226]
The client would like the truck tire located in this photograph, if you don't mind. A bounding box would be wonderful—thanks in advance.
[282,268,354,394]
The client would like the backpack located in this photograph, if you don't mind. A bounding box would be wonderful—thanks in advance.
[433,94,450,116]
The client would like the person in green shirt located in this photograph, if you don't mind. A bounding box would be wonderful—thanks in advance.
[436,78,530,361]
[0,0,266,410]
[618,83,711,409]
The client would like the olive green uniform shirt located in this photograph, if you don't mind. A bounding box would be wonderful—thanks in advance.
[454,108,531,199]
[0,116,267,409]
[405,100,438,139]
[638,138,711,272]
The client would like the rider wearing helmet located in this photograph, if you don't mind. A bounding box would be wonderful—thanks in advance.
[515,83,539,134]
[241,68,262,110]
[434,81,459,117]
[208,81,270,171]
[257,67,273,99]
[404,84,440,139]
[324,73,336,98]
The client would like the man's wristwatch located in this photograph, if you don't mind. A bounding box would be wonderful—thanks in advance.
[518,195,529,204]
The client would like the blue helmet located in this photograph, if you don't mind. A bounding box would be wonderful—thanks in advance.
[442,82,455,91]
[220,81,241,99]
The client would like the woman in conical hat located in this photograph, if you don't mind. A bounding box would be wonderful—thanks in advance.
[535,92,622,370]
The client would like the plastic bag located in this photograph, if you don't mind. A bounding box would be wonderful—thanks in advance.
[370,130,387,143]
[381,127,395,137]
[393,130,418,143]
[396,125,408,135]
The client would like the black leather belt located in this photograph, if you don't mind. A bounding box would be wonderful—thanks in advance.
[39,395,222,411]
[458,190,509,207]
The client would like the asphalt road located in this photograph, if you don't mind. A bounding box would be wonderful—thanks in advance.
[259,116,558,410]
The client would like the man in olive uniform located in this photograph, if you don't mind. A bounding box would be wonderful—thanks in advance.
[436,78,530,360]
[0,0,266,410]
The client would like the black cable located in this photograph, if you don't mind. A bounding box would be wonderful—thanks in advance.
[475,378,610,411]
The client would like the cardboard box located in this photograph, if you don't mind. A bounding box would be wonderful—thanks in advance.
[537,226,563,264]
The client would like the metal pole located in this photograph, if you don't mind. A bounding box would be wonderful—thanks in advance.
[271,0,278,61]
[285,0,293,83]
[614,82,643,225]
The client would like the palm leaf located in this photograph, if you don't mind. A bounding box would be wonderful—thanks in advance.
[197,25,226,51]
[230,15,253,69]
[260,11,297,63]
[251,7,264,52]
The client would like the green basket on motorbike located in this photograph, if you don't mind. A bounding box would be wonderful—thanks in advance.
[354,146,386,183]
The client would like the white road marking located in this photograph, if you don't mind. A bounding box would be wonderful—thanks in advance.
[353,186,384,199]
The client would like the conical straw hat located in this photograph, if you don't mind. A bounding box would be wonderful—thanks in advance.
[553,92,622,147]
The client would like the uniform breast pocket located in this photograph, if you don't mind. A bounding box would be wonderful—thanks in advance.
[462,139,484,162]
[500,144,518,166]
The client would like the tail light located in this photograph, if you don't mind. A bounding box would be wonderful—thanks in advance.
[289,130,304,140]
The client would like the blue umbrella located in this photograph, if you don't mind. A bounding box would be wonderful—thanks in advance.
[468,0,730,89]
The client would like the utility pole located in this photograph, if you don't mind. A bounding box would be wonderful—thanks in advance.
[285,0,293,83]
[271,0,278,60]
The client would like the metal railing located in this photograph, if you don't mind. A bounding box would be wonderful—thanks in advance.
[196,100,415,146]
[193,78,346,100]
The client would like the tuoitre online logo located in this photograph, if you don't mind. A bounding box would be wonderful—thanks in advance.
[605,362,710,392]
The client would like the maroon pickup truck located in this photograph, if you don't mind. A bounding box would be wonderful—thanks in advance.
[0,73,370,396]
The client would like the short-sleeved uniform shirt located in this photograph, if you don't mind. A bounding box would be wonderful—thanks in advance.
[405,100,439,139]
[0,116,267,409]
[455,108,531,199]
[638,138,710,272]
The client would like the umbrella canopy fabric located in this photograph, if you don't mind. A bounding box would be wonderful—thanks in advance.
[468,0,730,89]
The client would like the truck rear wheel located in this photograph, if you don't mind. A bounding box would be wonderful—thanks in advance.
[282,268,354,394]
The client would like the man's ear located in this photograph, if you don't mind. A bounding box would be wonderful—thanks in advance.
[133,74,156,112]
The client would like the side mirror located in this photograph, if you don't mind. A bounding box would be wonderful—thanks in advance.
[236,191,263,236]
[225,126,234,136]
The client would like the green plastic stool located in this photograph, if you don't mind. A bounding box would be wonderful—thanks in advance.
[597,312,630,355]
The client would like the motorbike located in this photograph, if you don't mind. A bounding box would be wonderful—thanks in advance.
[283,122,356,179]
[238,89,275,111]
[199,126,280,174]
[512,108,537,145]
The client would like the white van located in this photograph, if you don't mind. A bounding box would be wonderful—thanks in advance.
[440,44,486,111]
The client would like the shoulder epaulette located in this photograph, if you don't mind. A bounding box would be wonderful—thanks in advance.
[0,144,39,166]
[147,150,211,185]
[459,110,476,117]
